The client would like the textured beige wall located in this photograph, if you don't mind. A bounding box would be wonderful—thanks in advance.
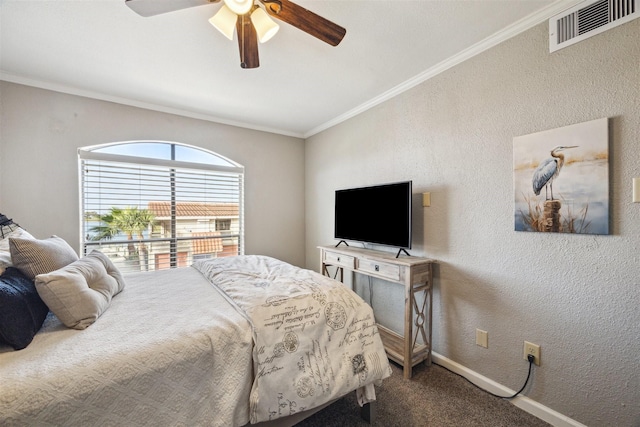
[305,21,640,426]
[0,82,306,267]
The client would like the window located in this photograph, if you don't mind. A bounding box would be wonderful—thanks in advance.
[216,219,232,231]
[79,141,244,273]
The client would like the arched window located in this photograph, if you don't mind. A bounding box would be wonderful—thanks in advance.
[78,141,244,273]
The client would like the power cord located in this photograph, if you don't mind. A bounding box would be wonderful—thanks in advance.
[434,354,535,400]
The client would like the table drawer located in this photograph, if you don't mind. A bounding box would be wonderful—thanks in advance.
[323,251,356,269]
[357,259,400,281]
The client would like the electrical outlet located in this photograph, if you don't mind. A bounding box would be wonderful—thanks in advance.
[523,341,541,366]
[476,329,488,348]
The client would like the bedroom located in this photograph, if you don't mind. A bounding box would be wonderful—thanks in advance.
[1,1,639,426]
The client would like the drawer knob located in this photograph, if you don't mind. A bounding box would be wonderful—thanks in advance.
[375,265,379,272]
[337,257,341,262]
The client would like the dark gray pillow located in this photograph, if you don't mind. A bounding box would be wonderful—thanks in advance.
[0,267,49,350]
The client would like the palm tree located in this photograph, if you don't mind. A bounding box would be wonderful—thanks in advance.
[90,207,156,270]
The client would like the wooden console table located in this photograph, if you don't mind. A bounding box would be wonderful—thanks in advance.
[318,245,435,379]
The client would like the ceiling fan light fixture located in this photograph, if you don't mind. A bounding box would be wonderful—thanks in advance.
[251,7,279,43]
[224,0,253,15]
[209,5,237,40]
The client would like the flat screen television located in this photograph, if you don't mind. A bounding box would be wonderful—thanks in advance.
[334,181,412,252]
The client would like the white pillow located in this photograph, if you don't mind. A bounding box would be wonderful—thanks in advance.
[0,253,11,275]
[35,250,125,329]
[0,227,35,251]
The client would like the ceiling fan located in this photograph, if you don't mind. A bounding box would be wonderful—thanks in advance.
[125,0,346,69]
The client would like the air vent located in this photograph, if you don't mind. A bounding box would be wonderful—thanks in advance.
[549,0,638,52]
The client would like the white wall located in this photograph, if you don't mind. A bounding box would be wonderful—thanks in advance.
[305,21,640,427]
[0,82,306,267]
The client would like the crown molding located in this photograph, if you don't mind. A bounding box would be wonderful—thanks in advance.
[1,1,584,140]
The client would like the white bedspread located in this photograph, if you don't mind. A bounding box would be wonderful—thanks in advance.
[0,267,253,427]
[194,255,392,424]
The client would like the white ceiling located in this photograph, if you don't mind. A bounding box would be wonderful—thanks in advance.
[1,0,578,138]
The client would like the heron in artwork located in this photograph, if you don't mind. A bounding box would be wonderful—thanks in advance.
[532,145,578,200]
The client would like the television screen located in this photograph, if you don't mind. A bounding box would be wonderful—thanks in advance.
[334,181,412,249]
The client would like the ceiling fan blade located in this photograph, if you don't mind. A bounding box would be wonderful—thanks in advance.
[125,0,220,17]
[260,0,346,46]
[236,14,260,69]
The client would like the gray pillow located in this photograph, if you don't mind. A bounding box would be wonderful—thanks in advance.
[0,227,35,275]
[9,235,78,280]
[35,250,125,330]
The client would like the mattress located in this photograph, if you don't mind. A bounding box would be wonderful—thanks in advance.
[1,256,391,426]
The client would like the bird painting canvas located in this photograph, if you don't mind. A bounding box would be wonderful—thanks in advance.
[513,118,609,234]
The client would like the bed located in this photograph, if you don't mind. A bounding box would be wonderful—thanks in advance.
[0,233,391,427]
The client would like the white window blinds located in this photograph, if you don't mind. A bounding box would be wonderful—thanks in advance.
[78,142,244,273]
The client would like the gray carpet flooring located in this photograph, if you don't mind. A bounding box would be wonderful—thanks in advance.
[295,361,552,427]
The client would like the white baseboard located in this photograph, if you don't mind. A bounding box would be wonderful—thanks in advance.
[431,352,587,427]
